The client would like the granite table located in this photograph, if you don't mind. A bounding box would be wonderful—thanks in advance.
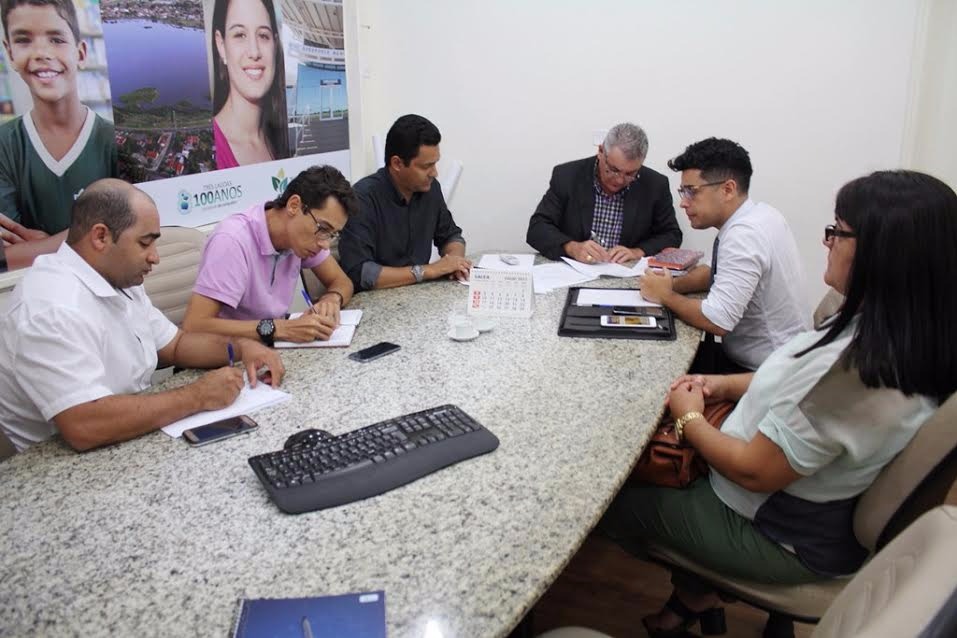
[0,273,700,637]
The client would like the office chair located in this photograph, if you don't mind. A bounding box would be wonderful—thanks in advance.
[538,506,957,638]
[812,289,844,329]
[370,133,465,203]
[438,159,464,203]
[142,226,207,326]
[372,133,386,170]
[643,389,957,637]
[0,430,17,462]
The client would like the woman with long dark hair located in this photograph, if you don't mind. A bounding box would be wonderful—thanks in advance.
[210,0,289,169]
[602,170,957,636]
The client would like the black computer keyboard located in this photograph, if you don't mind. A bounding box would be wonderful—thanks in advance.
[248,405,500,514]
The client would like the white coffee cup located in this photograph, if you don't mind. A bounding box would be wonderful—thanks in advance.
[452,320,475,339]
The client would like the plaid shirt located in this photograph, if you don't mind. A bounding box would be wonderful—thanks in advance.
[591,170,632,248]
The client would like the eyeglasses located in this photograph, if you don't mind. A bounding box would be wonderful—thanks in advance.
[677,181,726,200]
[824,224,856,241]
[601,150,641,182]
[305,209,341,242]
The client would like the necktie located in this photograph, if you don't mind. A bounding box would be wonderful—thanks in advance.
[709,236,719,286]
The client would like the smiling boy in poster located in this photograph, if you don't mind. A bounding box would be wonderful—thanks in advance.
[0,0,116,269]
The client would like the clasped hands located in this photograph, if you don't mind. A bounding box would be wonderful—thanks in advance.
[665,373,729,419]
[566,240,644,264]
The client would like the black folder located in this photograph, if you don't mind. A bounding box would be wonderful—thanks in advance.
[558,287,677,341]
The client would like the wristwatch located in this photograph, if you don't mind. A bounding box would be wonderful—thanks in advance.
[411,264,425,284]
[256,318,276,347]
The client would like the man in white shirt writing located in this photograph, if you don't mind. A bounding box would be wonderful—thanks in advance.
[639,138,810,372]
[0,179,285,452]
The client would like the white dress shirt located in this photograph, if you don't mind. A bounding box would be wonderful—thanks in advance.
[0,244,178,451]
[701,199,811,370]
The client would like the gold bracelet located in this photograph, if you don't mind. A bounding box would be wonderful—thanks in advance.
[674,411,704,443]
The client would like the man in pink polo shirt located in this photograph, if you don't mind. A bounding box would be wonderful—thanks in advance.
[183,166,356,345]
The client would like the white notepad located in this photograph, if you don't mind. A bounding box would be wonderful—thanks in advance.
[574,288,661,308]
[274,309,363,348]
[161,382,291,438]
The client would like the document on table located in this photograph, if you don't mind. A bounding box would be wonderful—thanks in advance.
[561,256,648,278]
[574,288,662,308]
[476,253,536,271]
[531,262,596,294]
[274,309,363,348]
[161,382,291,438]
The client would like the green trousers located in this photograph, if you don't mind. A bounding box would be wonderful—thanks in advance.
[599,478,822,594]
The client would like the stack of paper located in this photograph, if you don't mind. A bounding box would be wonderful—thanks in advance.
[161,382,292,438]
[531,262,596,294]
[274,309,363,348]
[574,288,661,308]
[560,256,649,278]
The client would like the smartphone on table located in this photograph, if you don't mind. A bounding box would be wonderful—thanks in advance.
[600,315,657,329]
[348,341,401,363]
[183,415,259,446]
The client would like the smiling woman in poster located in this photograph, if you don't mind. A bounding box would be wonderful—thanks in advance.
[210,0,289,169]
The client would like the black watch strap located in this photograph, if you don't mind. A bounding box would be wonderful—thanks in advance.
[256,318,276,347]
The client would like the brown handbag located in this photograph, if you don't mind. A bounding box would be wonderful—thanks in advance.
[630,401,736,488]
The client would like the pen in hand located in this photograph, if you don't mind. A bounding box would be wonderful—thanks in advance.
[227,342,234,366]
[589,231,606,249]
[301,289,316,315]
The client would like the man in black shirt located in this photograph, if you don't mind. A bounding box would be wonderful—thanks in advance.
[338,114,470,291]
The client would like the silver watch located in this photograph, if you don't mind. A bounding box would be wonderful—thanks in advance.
[411,264,425,283]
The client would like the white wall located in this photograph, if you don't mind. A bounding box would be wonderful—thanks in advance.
[348,0,926,306]
[904,0,957,188]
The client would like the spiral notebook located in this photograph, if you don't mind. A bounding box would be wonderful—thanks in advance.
[232,590,385,638]
[274,310,364,348]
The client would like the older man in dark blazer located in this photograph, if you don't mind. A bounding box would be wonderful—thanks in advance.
[527,123,682,263]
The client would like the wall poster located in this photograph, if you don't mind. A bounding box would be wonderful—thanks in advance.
[0,0,350,269]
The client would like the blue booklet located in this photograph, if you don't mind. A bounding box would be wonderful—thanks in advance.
[232,590,386,638]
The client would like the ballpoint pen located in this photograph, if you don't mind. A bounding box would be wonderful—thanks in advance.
[301,616,315,638]
[301,288,315,314]
[589,231,606,248]
[227,342,234,367]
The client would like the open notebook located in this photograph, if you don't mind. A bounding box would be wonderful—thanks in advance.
[274,309,363,348]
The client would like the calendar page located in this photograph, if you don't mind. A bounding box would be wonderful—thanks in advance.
[468,269,534,318]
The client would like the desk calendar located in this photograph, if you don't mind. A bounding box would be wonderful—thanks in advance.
[468,269,534,318]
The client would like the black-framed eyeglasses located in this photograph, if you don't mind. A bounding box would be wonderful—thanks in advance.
[601,149,640,182]
[677,181,726,200]
[824,224,856,241]
[305,209,341,242]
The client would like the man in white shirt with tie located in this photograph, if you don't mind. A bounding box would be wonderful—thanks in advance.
[639,138,810,372]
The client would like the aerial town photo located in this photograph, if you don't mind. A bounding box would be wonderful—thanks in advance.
[103,0,215,181]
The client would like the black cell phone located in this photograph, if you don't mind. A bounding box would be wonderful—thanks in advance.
[348,341,400,363]
[182,415,258,446]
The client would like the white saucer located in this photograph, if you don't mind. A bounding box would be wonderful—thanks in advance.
[447,327,480,342]
[473,319,497,333]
